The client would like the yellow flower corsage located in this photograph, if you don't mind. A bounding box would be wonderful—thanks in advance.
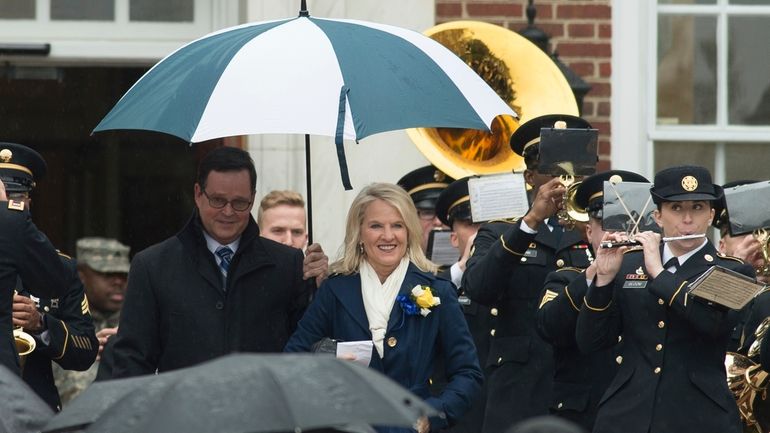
[411,284,441,317]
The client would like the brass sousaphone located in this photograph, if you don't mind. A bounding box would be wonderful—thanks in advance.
[407,21,579,179]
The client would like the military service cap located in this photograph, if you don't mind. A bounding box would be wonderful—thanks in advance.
[508,114,592,158]
[435,176,473,227]
[575,170,649,218]
[76,237,131,273]
[712,180,758,229]
[397,165,454,210]
[0,142,47,193]
[650,165,723,205]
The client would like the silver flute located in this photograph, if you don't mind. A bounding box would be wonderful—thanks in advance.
[600,233,706,249]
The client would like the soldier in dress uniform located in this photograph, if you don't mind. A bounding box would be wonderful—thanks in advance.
[1,142,98,411]
[0,144,68,376]
[462,114,595,433]
[397,166,454,253]
[576,165,754,433]
[432,176,493,433]
[536,170,648,431]
[53,237,130,405]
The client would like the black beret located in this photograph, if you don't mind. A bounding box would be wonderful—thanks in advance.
[509,114,592,157]
[435,176,473,227]
[0,142,47,193]
[650,165,722,205]
[574,170,649,217]
[397,165,454,210]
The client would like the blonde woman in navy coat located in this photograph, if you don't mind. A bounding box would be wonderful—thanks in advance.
[285,183,482,433]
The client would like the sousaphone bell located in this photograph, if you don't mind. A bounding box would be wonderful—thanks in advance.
[407,21,579,179]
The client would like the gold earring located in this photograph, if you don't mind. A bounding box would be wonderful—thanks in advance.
[359,243,364,254]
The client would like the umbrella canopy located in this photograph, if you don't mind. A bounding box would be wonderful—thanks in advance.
[44,354,436,433]
[93,8,516,190]
[0,366,54,433]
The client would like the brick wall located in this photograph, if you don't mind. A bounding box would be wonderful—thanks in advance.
[436,0,613,170]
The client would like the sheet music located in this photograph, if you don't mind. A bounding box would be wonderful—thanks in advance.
[427,230,459,266]
[687,266,764,310]
[468,173,529,223]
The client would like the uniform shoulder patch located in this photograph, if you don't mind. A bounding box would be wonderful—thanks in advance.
[716,252,744,264]
[623,246,644,254]
[538,289,559,309]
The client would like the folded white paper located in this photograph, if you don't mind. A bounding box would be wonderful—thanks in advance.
[336,340,373,366]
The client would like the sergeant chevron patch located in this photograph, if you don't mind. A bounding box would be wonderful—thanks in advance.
[539,290,559,309]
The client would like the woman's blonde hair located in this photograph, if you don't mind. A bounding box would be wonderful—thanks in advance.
[330,183,437,275]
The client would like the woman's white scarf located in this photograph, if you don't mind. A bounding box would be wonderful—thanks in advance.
[360,257,410,358]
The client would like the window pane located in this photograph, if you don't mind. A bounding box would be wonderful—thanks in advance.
[659,0,715,4]
[51,0,114,21]
[728,17,770,125]
[0,0,35,19]
[130,0,194,22]
[730,0,770,4]
[654,141,715,173]
[724,143,770,181]
[657,15,717,125]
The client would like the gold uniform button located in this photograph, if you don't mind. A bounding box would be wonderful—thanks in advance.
[658,298,664,305]
[490,308,499,316]
[618,335,623,343]
[616,356,623,364]
[497,357,503,365]
[656,344,663,351]
[557,402,563,409]
[556,259,565,268]
[521,257,528,263]
[658,321,665,329]
[387,337,397,348]
[44,306,50,312]
[654,367,661,374]
[490,329,496,337]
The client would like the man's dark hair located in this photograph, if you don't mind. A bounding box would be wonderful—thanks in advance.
[197,146,257,192]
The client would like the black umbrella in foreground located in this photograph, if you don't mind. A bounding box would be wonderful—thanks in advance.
[0,365,54,433]
[44,354,436,433]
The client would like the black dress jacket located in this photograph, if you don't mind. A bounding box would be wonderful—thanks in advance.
[462,219,592,433]
[19,254,98,411]
[577,243,753,433]
[0,205,67,374]
[110,210,312,378]
[536,267,618,431]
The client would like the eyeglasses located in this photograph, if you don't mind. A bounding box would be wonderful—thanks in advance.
[417,209,437,221]
[202,189,252,212]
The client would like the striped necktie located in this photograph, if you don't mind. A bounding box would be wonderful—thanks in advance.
[215,246,234,276]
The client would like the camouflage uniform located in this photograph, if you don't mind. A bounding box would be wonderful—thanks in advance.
[52,237,129,406]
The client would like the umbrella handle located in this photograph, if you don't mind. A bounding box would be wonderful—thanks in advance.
[299,0,309,17]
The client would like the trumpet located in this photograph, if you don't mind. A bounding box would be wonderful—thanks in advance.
[14,326,36,371]
[600,233,706,249]
[753,228,770,277]
[556,176,588,231]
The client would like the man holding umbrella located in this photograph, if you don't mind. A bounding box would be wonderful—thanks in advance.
[110,146,315,377]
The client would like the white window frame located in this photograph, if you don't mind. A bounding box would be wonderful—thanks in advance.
[0,0,239,62]
[612,0,770,183]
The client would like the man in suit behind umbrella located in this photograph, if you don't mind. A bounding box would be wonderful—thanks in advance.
[462,115,595,433]
[110,146,316,377]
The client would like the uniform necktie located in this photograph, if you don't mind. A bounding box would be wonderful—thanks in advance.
[547,218,563,244]
[664,256,679,273]
[216,246,234,276]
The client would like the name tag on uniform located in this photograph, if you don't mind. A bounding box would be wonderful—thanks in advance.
[458,295,471,306]
[524,248,538,258]
[623,280,648,289]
